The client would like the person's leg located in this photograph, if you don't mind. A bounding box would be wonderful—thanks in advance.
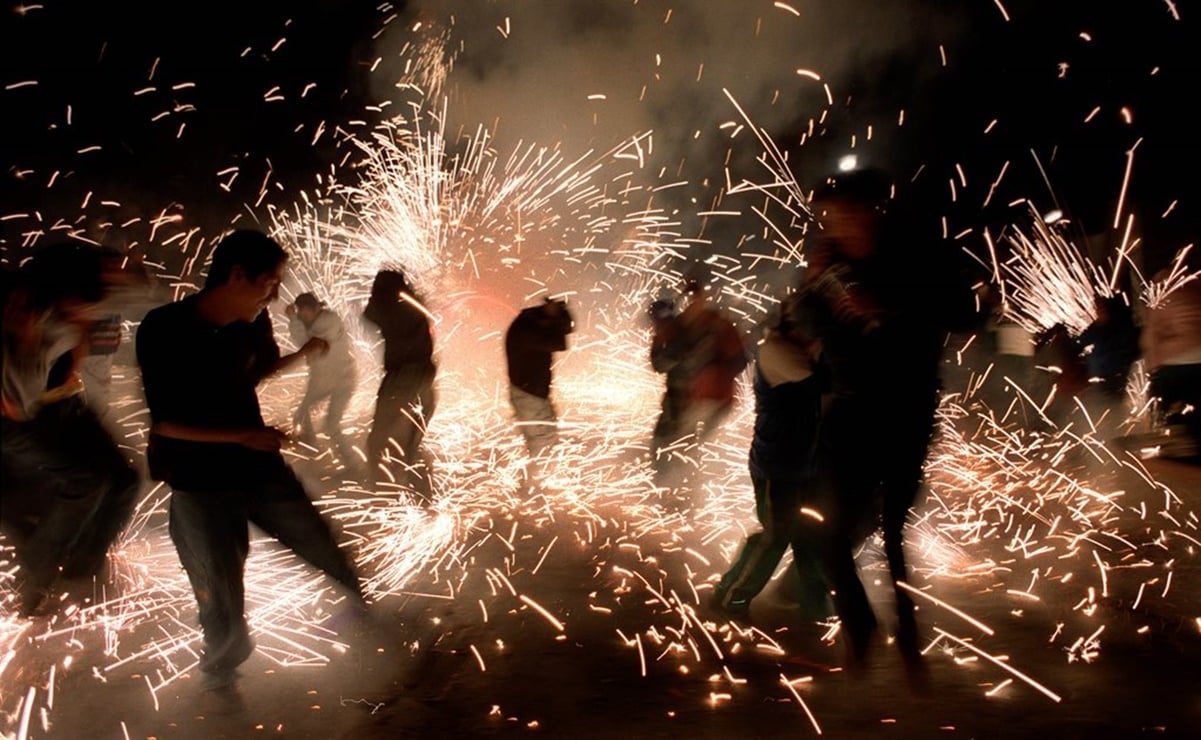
[292,382,321,442]
[713,476,799,615]
[168,489,254,685]
[366,376,402,486]
[650,388,685,486]
[510,386,558,456]
[248,468,364,601]
[810,396,880,665]
[323,380,358,472]
[56,400,141,578]
[878,394,938,665]
[2,398,134,614]
[404,380,437,501]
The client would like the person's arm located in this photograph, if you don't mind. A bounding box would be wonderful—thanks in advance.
[757,335,815,386]
[268,337,328,377]
[151,420,286,452]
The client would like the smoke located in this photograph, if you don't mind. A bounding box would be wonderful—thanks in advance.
[372,1,969,199]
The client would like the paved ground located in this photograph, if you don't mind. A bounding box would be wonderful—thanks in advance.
[3,373,1199,739]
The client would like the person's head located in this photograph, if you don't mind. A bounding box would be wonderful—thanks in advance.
[293,292,324,324]
[680,279,709,314]
[1094,294,1129,325]
[369,269,408,304]
[204,230,288,322]
[810,168,892,262]
[18,242,108,320]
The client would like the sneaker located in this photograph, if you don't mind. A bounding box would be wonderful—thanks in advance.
[708,591,751,621]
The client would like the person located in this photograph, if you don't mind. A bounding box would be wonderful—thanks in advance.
[363,268,437,504]
[504,296,574,457]
[76,245,147,423]
[1,242,141,618]
[1078,294,1141,422]
[648,279,749,507]
[1141,271,1201,445]
[980,286,1037,415]
[1032,321,1089,428]
[793,169,981,674]
[286,291,359,474]
[711,294,830,621]
[135,229,366,693]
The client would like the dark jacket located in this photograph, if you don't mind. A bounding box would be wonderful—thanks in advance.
[137,295,287,490]
[505,304,574,398]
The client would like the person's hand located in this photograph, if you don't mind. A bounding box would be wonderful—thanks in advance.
[238,426,287,452]
[300,336,329,357]
[285,303,297,318]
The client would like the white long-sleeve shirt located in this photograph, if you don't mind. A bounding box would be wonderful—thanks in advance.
[288,308,357,394]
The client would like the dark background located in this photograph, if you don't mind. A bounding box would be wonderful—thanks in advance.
[1,1,1196,273]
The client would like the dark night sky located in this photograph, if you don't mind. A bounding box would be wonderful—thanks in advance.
[1,1,1196,273]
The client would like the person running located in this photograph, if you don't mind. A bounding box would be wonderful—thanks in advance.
[136,229,366,694]
[286,291,359,475]
[504,296,574,458]
[363,268,438,504]
[711,295,829,621]
[2,242,140,617]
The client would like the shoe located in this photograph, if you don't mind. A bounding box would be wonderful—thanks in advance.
[708,591,751,622]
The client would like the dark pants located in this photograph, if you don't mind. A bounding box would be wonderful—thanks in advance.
[169,464,363,681]
[714,474,829,617]
[367,365,436,499]
[1,395,139,613]
[796,388,938,661]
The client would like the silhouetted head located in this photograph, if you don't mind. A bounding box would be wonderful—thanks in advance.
[205,230,288,290]
[810,168,893,261]
[19,242,108,311]
[294,291,324,323]
[203,230,288,322]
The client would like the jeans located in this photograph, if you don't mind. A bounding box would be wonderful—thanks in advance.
[367,365,436,499]
[168,463,363,680]
[714,474,829,618]
[293,375,357,469]
[509,386,558,455]
[1,395,139,613]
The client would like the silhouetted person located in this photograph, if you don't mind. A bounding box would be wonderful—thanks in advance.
[794,169,980,674]
[649,279,749,510]
[1033,321,1089,428]
[2,243,140,618]
[136,230,365,694]
[1079,294,1141,419]
[712,294,829,620]
[1141,270,1201,444]
[287,291,359,475]
[363,269,437,504]
[505,296,574,458]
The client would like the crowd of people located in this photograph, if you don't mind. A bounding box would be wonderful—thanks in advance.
[2,170,1196,701]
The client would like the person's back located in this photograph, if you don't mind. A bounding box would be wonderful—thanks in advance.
[363,269,438,500]
[363,271,433,373]
[505,300,572,399]
[504,298,574,457]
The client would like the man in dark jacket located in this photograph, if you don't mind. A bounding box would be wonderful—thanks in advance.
[795,169,982,674]
[136,230,365,694]
[504,297,574,456]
